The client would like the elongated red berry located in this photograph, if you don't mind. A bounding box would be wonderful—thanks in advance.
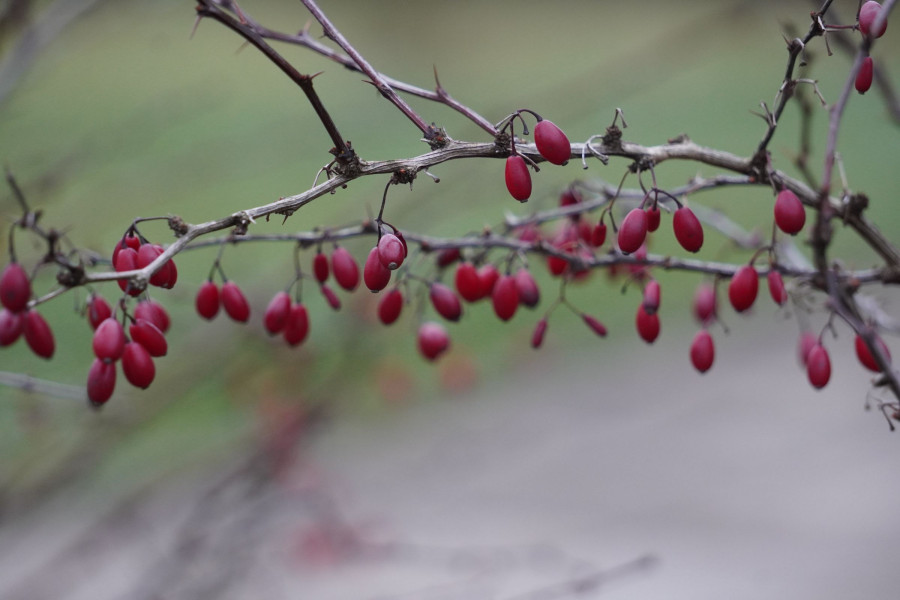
[263,291,292,334]
[505,155,531,202]
[767,270,788,306]
[93,318,126,362]
[417,321,450,361]
[0,263,31,313]
[129,318,167,357]
[774,189,806,235]
[455,262,483,302]
[313,252,330,283]
[645,206,661,233]
[135,299,170,333]
[856,56,874,94]
[642,280,661,315]
[114,247,141,296]
[87,293,112,330]
[636,304,660,344]
[320,284,341,310]
[728,265,759,313]
[137,244,175,288]
[533,119,570,165]
[855,333,891,372]
[478,264,500,297]
[693,283,717,324]
[673,207,704,253]
[283,303,310,346]
[195,281,220,320]
[331,246,359,291]
[690,330,715,373]
[492,275,520,321]
[0,309,23,346]
[377,288,404,325]
[514,268,540,308]
[364,247,392,293]
[377,234,406,270]
[806,344,831,389]
[87,358,116,406]
[23,309,54,359]
[221,281,250,322]
[122,341,155,389]
[582,314,607,337]
[430,283,462,322]
[859,1,888,38]
[436,248,461,268]
[617,208,647,254]
[531,318,548,349]
[591,221,607,248]
[111,233,140,265]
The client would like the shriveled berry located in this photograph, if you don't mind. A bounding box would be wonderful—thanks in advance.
[0,309,23,346]
[673,207,704,253]
[591,221,607,248]
[533,119,570,165]
[263,291,292,334]
[129,318,167,357]
[504,155,532,202]
[636,304,660,344]
[0,262,31,313]
[455,262,483,302]
[430,283,462,322]
[531,318,548,349]
[122,341,155,389]
[773,189,806,235]
[331,246,359,291]
[478,264,500,297]
[283,303,310,346]
[728,265,759,313]
[767,270,788,306]
[514,268,540,308]
[221,281,250,323]
[806,344,831,389]
[642,280,661,315]
[645,206,661,232]
[492,275,520,321]
[856,56,874,94]
[693,283,717,324]
[93,318,126,362]
[859,1,887,38]
[364,247,392,293]
[195,281,220,320]
[313,252,330,284]
[135,300,170,333]
[690,330,715,373]
[582,314,607,337]
[23,309,54,359]
[87,293,112,330]
[377,288,404,325]
[320,284,341,310]
[417,321,450,361]
[114,247,141,297]
[855,333,891,372]
[617,208,648,254]
[377,234,406,270]
[87,359,116,406]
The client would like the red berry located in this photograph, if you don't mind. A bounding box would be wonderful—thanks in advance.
[93,318,126,362]
[195,281,220,320]
[122,341,155,389]
[364,247,392,293]
[773,189,806,235]
[320,284,341,310]
[514,268,540,308]
[331,246,359,291]
[478,264,500,297]
[137,243,175,288]
[559,187,581,207]
[636,304,660,344]
[129,318,167,357]
[767,270,788,306]
[728,265,759,313]
[693,283,717,324]
[283,303,310,346]
[87,358,116,406]
[492,275,520,321]
[430,283,462,321]
[798,332,818,366]
[114,248,142,297]
[221,281,250,322]
[855,333,891,372]
[690,330,715,373]
[642,280,661,315]
[377,234,406,270]
[504,155,532,202]
[263,291,292,334]
[617,208,647,254]
[417,321,450,361]
[0,262,31,313]
[806,344,831,389]
[111,233,140,265]
[859,1,887,38]
[313,252,330,284]
[590,221,607,248]
[582,314,607,337]
[645,206,661,233]
[533,119,570,166]
[856,56,874,94]
[531,318,548,349]
[377,288,404,325]
[23,309,54,359]
[455,262,483,302]
[86,293,112,330]
[436,247,461,268]
[0,309,23,346]
[134,300,170,333]
[672,207,704,253]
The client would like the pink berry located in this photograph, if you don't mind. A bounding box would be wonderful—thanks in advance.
[377,234,406,270]
[86,293,112,330]
[531,318,548,349]
[582,314,607,337]
[642,280,661,315]
[135,300,170,333]
[859,1,887,38]
[690,330,715,373]
[87,358,116,406]
[672,207,704,253]
[504,155,532,202]
[122,341,155,389]
[693,283,717,324]
[129,318,167,357]
[313,252,330,284]
[221,281,250,323]
[728,265,759,313]
[93,318,126,362]
[263,291,292,334]
[0,309,23,347]
[283,303,310,346]
[23,309,54,359]
[430,283,462,322]
[806,344,831,389]
[856,56,874,94]
[617,208,648,254]
[514,268,540,308]
[798,331,818,366]
[491,275,520,322]
[774,189,806,235]
[320,284,341,310]
[636,304,660,344]
[377,288,404,325]
[331,246,359,291]
[533,119,570,165]
[855,333,891,372]
[417,321,450,361]
[195,281,221,320]
[364,247,392,293]
[0,262,31,313]
[767,270,788,306]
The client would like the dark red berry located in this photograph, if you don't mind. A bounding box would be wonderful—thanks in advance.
[492,275,520,321]
[221,281,250,322]
[23,309,54,359]
[0,262,31,313]
[859,1,887,38]
[263,291,292,334]
[195,281,220,320]
[806,344,831,389]
[114,248,142,297]
[728,265,759,313]
[774,189,806,235]
[505,155,531,202]
[856,56,874,94]
[283,303,310,346]
[87,293,112,330]
[135,300,170,333]
[129,318,167,357]
[590,221,607,248]
[0,309,23,346]
[455,262,483,302]
[377,288,404,325]
[672,207,704,253]
[436,247,461,268]
[87,359,116,406]
[617,208,647,254]
[582,314,607,337]
[377,234,406,270]
[417,321,450,361]
[320,284,341,310]
[642,280,661,315]
[430,283,462,322]
[767,270,788,306]
[559,187,581,207]
[693,283,717,324]
[364,247,392,293]
[514,268,540,308]
[331,246,359,291]
[122,341,155,389]
[645,206,661,232]
[690,330,715,373]
[313,252,330,284]
[636,304,661,344]
[531,318,548,349]
[855,333,891,372]
[93,318,126,362]
[533,119,570,166]
[478,264,500,297]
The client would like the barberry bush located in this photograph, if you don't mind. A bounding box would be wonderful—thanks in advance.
[1,0,899,427]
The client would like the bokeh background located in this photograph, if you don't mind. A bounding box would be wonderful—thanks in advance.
[1,1,899,598]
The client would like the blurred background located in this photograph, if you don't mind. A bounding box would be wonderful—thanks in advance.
[0,1,899,598]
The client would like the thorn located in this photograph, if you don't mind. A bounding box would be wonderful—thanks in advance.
[190,14,203,40]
